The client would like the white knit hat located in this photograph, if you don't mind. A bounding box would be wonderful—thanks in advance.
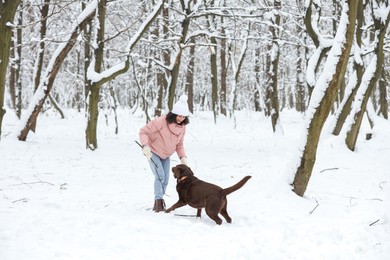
[172,95,191,116]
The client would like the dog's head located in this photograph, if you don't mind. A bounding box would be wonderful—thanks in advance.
[172,164,194,179]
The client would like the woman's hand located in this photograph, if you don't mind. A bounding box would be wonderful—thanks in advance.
[143,146,152,160]
[180,157,188,165]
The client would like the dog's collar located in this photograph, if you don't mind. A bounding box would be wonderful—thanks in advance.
[178,176,188,182]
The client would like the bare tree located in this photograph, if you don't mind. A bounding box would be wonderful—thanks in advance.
[166,0,193,111]
[292,0,358,197]
[264,0,281,132]
[153,3,169,117]
[0,0,21,140]
[85,0,107,150]
[13,3,23,119]
[185,37,196,114]
[331,0,365,136]
[17,1,98,141]
[304,0,332,98]
[295,0,307,113]
[31,0,51,132]
[85,0,165,150]
[220,13,228,116]
[344,0,390,151]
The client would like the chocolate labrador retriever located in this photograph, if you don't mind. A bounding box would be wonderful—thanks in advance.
[165,164,251,225]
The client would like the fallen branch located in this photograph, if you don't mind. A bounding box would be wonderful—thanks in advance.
[12,181,55,187]
[320,167,339,173]
[12,181,55,188]
[12,198,29,203]
[379,181,387,190]
[369,219,380,226]
[309,199,319,215]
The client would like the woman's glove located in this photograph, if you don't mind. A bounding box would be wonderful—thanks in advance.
[143,146,152,160]
[180,157,188,165]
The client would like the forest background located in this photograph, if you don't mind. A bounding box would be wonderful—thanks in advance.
[0,0,389,197]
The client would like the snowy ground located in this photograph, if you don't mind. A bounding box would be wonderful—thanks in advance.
[0,108,389,259]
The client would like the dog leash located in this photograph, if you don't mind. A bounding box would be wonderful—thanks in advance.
[135,140,159,169]
[174,214,197,218]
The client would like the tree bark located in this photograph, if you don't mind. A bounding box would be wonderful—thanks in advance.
[17,2,97,141]
[331,0,364,136]
[85,0,106,150]
[31,0,50,132]
[265,0,281,132]
[9,31,16,110]
[210,35,218,123]
[83,1,93,113]
[378,68,388,119]
[15,2,23,119]
[305,0,331,98]
[293,0,358,197]
[254,47,262,112]
[295,0,306,113]
[154,5,169,117]
[185,38,195,114]
[167,0,191,111]
[0,0,21,140]
[84,0,164,149]
[220,16,227,116]
[345,3,390,151]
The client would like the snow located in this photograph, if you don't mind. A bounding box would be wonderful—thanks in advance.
[1,109,389,259]
[126,0,163,53]
[87,59,127,83]
[15,0,97,137]
[373,1,390,24]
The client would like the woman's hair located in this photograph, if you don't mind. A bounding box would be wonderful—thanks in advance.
[166,112,190,125]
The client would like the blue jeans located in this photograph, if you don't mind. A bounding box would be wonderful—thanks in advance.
[148,152,170,200]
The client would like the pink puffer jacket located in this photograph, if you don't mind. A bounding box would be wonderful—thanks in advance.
[139,115,186,159]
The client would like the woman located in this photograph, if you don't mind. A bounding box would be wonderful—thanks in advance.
[139,95,191,212]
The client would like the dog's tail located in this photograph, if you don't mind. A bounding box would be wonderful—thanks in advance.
[222,176,252,196]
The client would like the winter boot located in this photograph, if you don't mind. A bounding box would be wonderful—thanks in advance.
[154,199,166,213]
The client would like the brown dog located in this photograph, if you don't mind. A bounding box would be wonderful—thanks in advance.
[165,164,251,225]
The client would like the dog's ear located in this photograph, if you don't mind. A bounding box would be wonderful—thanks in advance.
[188,167,194,176]
[181,165,194,176]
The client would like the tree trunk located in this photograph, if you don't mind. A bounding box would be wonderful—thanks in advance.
[378,68,388,119]
[84,0,164,148]
[331,0,364,136]
[31,0,50,132]
[86,87,100,150]
[305,0,331,99]
[220,17,227,116]
[0,0,21,140]
[345,3,389,151]
[9,31,16,110]
[83,1,93,113]
[48,94,64,119]
[167,0,191,111]
[265,0,281,132]
[295,0,307,113]
[293,0,358,197]
[296,45,305,112]
[185,38,195,114]
[85,0,106,150]
[254,47,262,112]
[17,2,97,141]
[210,35,218,123]
[156,6,170,116]
[15,3,23,119]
